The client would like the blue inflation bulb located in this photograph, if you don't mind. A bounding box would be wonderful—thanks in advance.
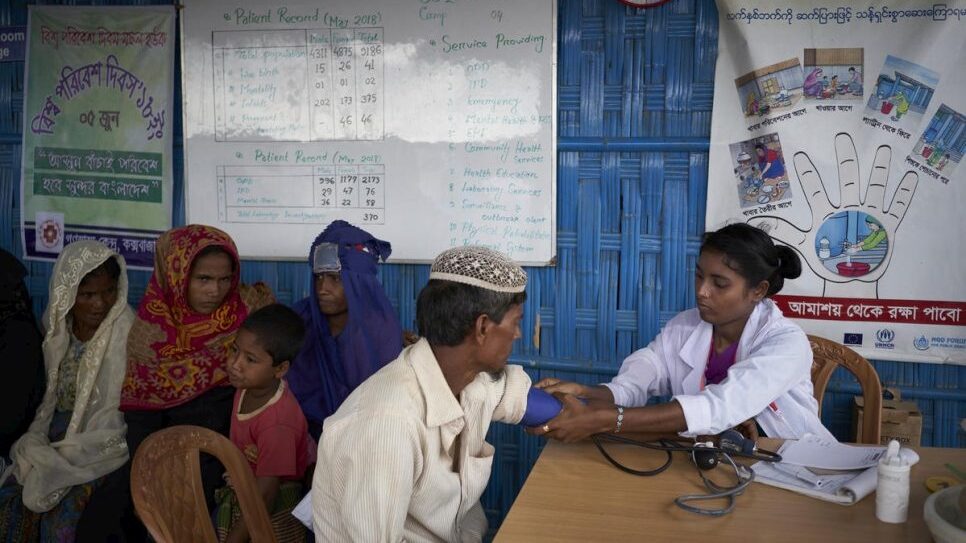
[519,387,564,427]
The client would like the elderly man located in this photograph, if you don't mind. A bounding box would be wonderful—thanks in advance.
[313,246,531,542]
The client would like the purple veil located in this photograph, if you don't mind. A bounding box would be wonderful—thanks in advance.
[289,221,403,437]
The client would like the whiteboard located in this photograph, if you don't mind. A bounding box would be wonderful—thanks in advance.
[181,0,556,264]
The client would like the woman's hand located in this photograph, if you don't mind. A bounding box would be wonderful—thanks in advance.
[527,394,616,443]
[734,418,759,442]
[533,378,588,397]
[535,378,616,403]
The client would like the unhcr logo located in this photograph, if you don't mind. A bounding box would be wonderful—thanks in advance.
[874,329,895,350]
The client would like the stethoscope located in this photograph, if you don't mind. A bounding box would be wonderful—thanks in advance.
[590,429,782,516]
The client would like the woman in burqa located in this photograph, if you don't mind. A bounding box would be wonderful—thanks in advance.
[289,220,407,439]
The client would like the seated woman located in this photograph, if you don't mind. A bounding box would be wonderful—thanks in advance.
[536,223,833,442]
[289,220,406,439]
[0,241,134,541]
[76,224,274,541]
[0,249,45,461]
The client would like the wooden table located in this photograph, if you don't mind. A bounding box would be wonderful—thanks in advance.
[496,438,965,542]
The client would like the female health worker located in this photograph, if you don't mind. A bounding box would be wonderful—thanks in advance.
[536,223,834,442]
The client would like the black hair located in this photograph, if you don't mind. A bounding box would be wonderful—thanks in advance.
[81,255,121,285]
[193,245,237,273]
[240,303,306,366]
[416,280,526,347]
[0,250,35,326]
[754,143,765,151]
[701,223,801,297]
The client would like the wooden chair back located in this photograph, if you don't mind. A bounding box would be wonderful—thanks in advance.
[130,425,277,543]
[808,335,882,444]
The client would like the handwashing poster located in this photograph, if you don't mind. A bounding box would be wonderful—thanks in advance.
[708,1,965,363]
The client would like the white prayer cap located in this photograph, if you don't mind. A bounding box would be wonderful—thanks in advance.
[429,246,527,293]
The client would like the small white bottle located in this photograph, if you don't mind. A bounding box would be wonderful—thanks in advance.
[876,440,910,523]
[818,237,831,259]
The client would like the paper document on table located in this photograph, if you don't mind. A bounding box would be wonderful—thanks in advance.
[292,489,313,529]
[777,433,887,469]
[752,462,879,505]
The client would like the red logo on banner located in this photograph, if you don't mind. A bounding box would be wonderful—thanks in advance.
[39,219,61,249]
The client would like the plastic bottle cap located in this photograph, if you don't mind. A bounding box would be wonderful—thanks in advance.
[882,440,906,467]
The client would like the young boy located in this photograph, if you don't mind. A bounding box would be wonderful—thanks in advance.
[216,303,315,543]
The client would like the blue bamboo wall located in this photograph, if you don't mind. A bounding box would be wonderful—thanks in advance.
[0,0,963,534]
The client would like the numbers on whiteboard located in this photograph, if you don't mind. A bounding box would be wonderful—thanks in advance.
[353,12,381,26]
[216,164,384,224]
[212,26,384,143]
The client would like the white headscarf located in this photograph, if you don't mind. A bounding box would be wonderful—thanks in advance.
[8,240,134,512]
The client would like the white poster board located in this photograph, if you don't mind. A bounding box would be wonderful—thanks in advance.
[707,1,966,363]
[181,0,556,264]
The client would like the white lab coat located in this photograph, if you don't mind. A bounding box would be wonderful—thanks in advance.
[604,299,834,440]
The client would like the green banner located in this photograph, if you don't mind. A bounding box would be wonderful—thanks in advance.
[21,5,174,269]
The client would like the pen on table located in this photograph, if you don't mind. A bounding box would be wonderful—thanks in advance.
[773,463,825,487]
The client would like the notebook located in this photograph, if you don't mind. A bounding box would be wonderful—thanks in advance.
[751,434,888,505]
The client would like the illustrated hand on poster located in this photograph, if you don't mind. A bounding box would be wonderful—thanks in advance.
[749,133,919,298]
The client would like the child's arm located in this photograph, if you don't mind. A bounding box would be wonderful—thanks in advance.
[225,476,281,543]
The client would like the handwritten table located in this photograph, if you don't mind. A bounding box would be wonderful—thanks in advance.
[212,27,384,142]
[216,164,385,225]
